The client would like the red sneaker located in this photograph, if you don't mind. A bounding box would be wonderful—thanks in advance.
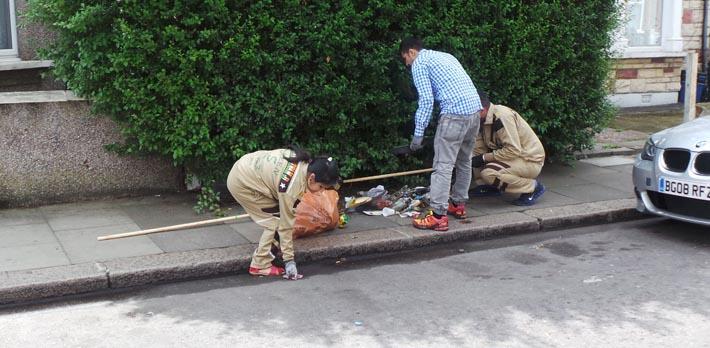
[447,202,467,219]
[412,213,449,231]
[249,265,285,276]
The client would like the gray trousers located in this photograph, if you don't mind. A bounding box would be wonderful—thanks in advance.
[430,113,480,215]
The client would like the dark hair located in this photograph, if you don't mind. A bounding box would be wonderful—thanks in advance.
[478,90,491,109]
[285,145,340,186]
[399,37,423,54]
[307,156,340,187]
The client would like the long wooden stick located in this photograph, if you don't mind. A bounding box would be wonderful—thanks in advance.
[97,214,250,241]
[98,168,433,241]
[342,168,433,184]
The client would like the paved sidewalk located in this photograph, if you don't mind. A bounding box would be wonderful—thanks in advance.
[0,153,647,305]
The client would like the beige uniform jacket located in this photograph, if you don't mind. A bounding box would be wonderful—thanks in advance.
[477,104,545,163]
[234,149,308,259]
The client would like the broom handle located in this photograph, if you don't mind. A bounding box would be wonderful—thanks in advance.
[98,168,433,241]
[97,214,250,241]
[342,168,433,184]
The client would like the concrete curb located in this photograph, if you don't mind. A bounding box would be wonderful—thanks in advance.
[0,198,645,306]
[574,148,639,159]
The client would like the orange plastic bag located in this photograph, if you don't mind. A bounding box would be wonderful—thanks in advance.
[293,190,340,239]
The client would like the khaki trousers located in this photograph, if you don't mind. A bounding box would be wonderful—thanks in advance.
[227,164,283,270]
[475,158,543,194]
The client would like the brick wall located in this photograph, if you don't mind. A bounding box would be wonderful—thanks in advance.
[611,57,683,94]
[682,0,705,54]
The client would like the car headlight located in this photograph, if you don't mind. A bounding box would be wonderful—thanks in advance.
[641,138,657,161]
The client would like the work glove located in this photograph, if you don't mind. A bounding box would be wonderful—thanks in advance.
[409,135,424,152]
[284,260,299,280]
[472,154,485,168]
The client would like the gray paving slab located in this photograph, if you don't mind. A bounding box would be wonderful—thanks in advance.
[229,221,264,243]
[580,171,636,194]
[44,208,135,231]
[55,223,164,263]
[0,208,46,227]
[0,223,57,247]
[121,200,202,227]
[0,243,70,272]
[148,225,249,253]
[549,183,633,203]
[606,164,635,174]
[579,155,636,167]
[536,171,592,188]
[341,213,401,233]
[470,190,580,214]
[543,162,620,179]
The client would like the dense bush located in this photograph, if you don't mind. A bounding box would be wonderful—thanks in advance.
[27,0,618,182]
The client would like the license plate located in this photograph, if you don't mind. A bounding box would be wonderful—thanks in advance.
[658,177,710,201]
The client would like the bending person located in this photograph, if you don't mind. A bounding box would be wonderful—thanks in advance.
[227,147,340,279]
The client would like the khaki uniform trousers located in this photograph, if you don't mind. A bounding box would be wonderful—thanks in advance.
[474,158,543,194]
[227,166,286,270]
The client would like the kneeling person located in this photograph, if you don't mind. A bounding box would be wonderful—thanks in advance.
[471,92,546,206]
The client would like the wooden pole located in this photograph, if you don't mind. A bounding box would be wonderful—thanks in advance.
[342,168,433,184]
[97,214,250,241]
[98,168,434,241]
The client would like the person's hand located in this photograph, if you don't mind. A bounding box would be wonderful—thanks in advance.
[409,136,424,152]
[472,154,485,168]
[284,261,300,280]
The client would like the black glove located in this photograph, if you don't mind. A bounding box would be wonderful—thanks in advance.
[472,154,485,168]
[409,135,424,152]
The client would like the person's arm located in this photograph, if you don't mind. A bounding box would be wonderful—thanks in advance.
[276,191,298,262]
[473,132,488,156]
[489,114,524,162]
[412,64,434,137]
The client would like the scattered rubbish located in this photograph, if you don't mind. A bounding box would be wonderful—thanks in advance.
[382,207,397,217]
[344,196,373,211]
[145,312,154,317]
[360,185,386,199]
[338,213,350,228]
[583,276,603,283]
[354,321,363,326]
[350,184,433,218]
[458,249,465,253]
[398,211,418,218]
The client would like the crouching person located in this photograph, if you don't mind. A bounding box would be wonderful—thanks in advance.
[471,92,546,206]
[227,147,340,279]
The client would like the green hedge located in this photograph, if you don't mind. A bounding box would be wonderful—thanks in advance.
[27,0,618,181]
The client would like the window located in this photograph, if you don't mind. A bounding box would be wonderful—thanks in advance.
[625,0,663,47]
[613,0,683,57]
[0,0,18,58]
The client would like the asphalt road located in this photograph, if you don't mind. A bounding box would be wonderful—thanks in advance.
[1,219,709,347]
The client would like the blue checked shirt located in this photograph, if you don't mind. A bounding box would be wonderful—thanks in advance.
[410,49,482,137]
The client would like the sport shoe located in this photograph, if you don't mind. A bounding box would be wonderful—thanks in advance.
[470,184,502,197]
[447,201,467,219]
[512,182,545,206]
[413,212,449,231]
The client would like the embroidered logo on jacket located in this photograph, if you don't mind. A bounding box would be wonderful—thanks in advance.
[278,162,298,193]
